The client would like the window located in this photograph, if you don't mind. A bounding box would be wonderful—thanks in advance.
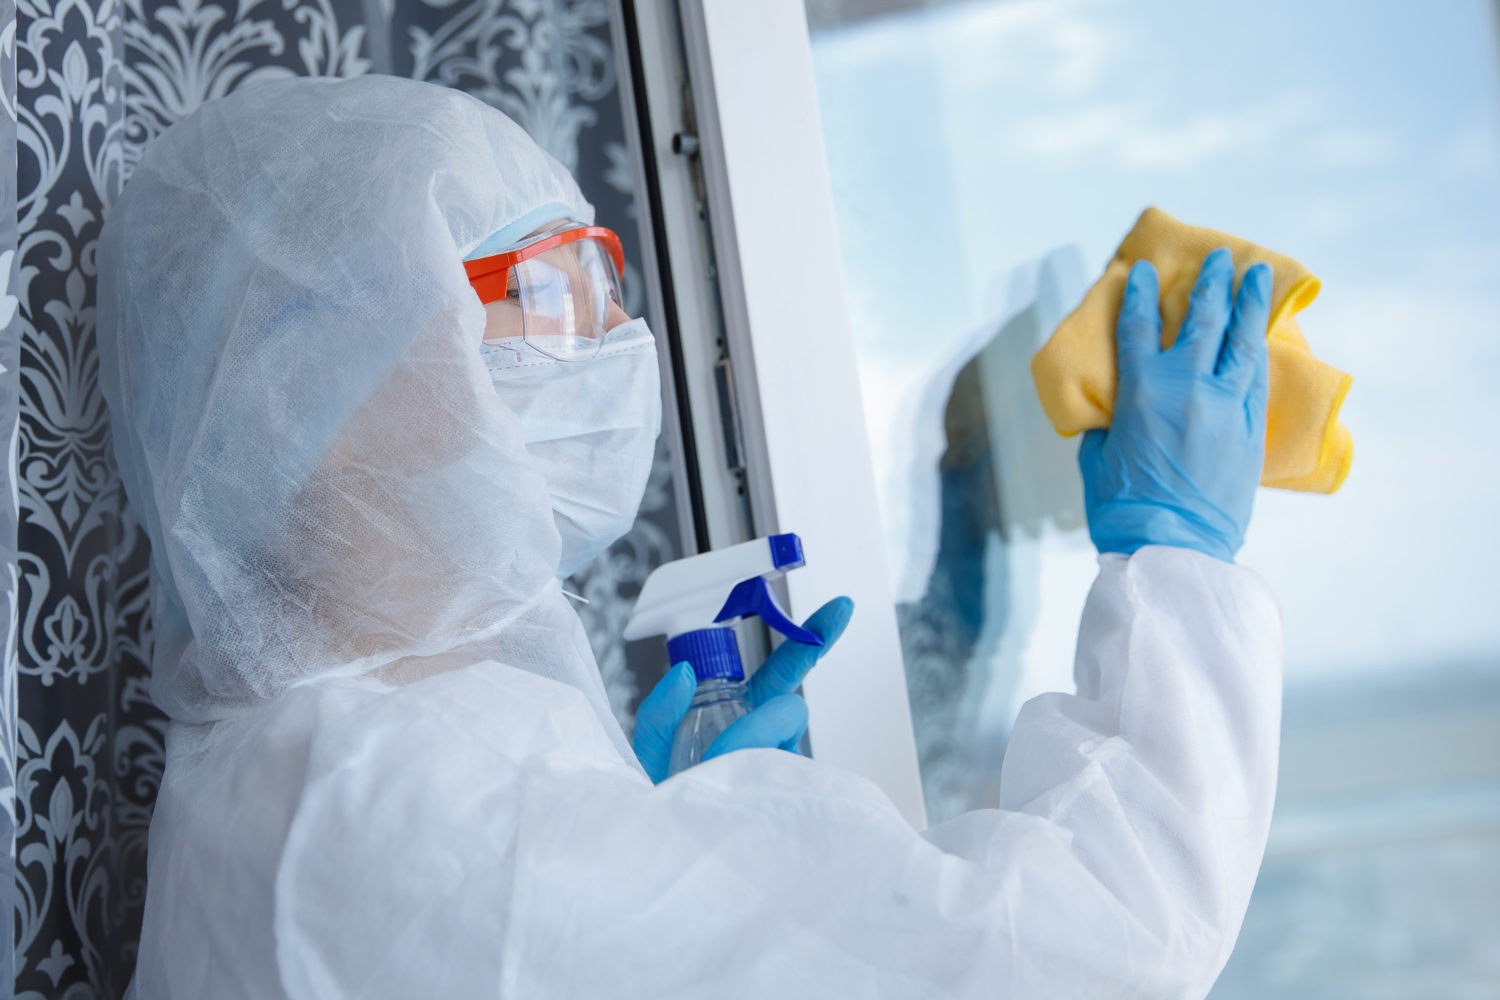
[802,0,1500,993]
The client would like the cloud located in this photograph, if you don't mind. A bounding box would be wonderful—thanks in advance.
[1003,92,1318,171]
[1043,14,1117,95]
[1306,281,1500,420]
[1410,241,1500,291]
[1435,122,1500,177]
[1310,127,1400,168]
[903,0,1123,98]
[1299,196,1361,239]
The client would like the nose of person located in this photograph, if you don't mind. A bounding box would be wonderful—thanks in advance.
[604,299,632,332]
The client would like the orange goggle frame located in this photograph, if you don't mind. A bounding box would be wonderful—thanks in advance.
[463,225,626,306]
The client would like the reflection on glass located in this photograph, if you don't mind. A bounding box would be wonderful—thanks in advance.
[883,251,1089,818]
[807,0,1500,993]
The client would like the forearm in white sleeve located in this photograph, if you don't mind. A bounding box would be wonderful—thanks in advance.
[263,546,1282,1000]
[928,544,1283,998]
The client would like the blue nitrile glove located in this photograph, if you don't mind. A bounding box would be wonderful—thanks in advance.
[631,597,855,784]
[1080,248,1272,563]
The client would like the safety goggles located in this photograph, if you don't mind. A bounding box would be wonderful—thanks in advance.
[465,223,627,363]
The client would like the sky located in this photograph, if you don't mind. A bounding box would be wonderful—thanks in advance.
[810,0,1500,688]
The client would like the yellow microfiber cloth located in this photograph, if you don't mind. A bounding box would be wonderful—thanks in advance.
[1031,207,1353,493]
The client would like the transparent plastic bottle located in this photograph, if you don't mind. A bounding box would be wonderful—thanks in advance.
[667,677,750,777]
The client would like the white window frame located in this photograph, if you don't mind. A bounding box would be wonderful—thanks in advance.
[618,0,927,827]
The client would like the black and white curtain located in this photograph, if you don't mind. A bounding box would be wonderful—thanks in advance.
[0,0,680,994]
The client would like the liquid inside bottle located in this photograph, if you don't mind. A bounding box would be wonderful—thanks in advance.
[667,677,750,777]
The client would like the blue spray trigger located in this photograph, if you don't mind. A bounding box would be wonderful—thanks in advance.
[713,576,823,646]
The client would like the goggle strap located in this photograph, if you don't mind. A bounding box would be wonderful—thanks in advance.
[464,225,625,306]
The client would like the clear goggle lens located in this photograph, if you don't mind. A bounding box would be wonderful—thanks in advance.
[468,225,626,364]
[512,239,623,361]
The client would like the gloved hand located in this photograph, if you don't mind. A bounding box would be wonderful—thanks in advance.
[632,597,854,784]
[1080,248,1272,563]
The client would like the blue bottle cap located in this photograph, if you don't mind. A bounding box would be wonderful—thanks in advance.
[667,627,744,682]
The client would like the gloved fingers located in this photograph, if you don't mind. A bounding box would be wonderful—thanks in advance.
[703,693,810,761]
[631,661,696,784]
[1218,262,1273,400]
[747,596,855,707]
[1246,336,1272,435]
[1173,247,1236,372]
[1115,260,1163,370]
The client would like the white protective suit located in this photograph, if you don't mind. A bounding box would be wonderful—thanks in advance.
[97,76,1283,999]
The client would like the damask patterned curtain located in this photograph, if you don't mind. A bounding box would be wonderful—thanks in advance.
[4,1,23,995]
[4,1,680,995]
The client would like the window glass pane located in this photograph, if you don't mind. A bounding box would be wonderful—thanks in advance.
[806,0,1500,993]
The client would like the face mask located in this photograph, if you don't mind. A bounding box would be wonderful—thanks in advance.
[482,317,662,578]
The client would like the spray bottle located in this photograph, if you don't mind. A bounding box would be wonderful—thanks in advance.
[624,533,822,777]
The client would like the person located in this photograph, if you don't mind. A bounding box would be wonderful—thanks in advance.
[98,75,1280,999]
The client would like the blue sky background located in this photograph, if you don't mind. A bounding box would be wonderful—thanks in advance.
[811,0,1500,684]
[809,6,1500,989]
